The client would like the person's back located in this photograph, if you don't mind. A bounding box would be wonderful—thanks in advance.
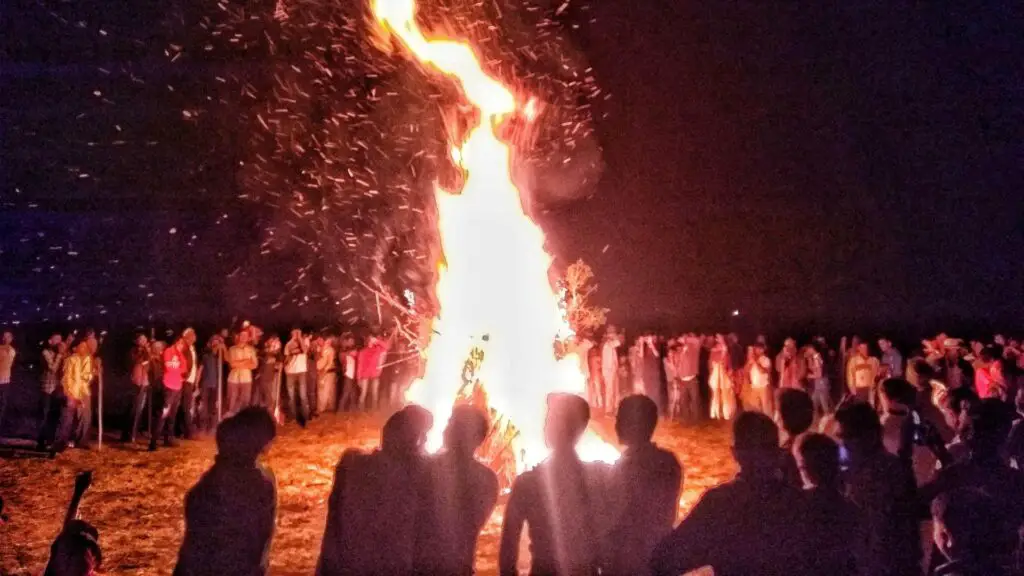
[504,457,608,575]
[650,464,813,575]
[795,433,858,576]
[174,408,277,576]
[651,412,816,576]
[499,393,608,576]
[318,406,433,576]
[605,444,680,575]
[416,452,498,575]
[174,458,276,576]
[415,406,499,575]
[319,450,424,575]
[605,395,682,576]
[836,403,920,576]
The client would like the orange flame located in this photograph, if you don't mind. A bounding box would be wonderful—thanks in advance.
[373,0,618,471]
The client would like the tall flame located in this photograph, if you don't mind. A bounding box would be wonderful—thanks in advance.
[373,0,618,471]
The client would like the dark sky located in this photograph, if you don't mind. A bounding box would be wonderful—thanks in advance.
[2,0,1022,337]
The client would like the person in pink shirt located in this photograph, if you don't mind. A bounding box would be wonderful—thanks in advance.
[151,337,186,451]
[356,332,391,411]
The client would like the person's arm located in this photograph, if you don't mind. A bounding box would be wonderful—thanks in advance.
[256,472,277,572]
[316,454,351,576]
[650,491,715,576]
[244,348,259,370]
[498,476,528,576]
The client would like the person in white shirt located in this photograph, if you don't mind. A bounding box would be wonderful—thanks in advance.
[283,329,311,427]
[748,344,774,416]
[337,334,359,412]
[316,337,337,414]
[846,343,880,404]
[601,329,622,414]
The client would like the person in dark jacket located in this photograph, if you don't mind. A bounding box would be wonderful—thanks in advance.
[173,407,277,576]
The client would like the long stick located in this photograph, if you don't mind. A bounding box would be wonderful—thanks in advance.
[217,348,223,424]
[97,368,103,451]
[375,292,382,325]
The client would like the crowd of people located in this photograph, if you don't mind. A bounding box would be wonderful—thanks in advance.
[578,328,1024,425]
[0,323,396,452]
[4,324,1024,574]
[38,379,1024,576]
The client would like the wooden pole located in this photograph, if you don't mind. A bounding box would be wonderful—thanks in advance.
[217,348,224,424]
[97,367,103,450]
[375,292,382,325]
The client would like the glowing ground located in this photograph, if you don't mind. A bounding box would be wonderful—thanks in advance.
[0,414,734,575]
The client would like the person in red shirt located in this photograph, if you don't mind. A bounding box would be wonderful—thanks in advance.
[356,332,391,411]
[150,337,186,451]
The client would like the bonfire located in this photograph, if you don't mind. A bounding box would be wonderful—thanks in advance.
[371,0,618,479]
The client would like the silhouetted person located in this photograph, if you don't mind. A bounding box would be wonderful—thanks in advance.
[931,488,1009,576]
[920,399,1024,566]
[317,405,433,576]
[777,388,814,488]
[499,393,609,576]
[44,519,102,576]
[173,407,277,576]
[651,411,813,576]
[795,433,858,575]
[835,402,920,576]
[604,395,681,576]
[415,405,499,575]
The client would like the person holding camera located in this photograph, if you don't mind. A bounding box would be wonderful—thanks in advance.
[283,329,311,427]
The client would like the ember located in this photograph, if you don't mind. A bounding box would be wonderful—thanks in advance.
[371,0,618,473]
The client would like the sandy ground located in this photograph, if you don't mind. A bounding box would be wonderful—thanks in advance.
[0,413,733,575]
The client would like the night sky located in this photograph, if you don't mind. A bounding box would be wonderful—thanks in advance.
[2,0,1021,338]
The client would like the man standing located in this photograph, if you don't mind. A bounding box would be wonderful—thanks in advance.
[0,331,16,431]
[601,328,622,415]
[337,334,358,412]
[316,336,337,415]
[748,343,774,416]
[123,334,152,443]
[676,334,702,423]
[776,338,805,390]
[879,338,904,379]
[150,337,186,451]
[847,342,880,404]
[39,334,65,442]
[805,342,831,418]
[283,329,310,426]
[499,394,609,576]
[226,331,258,416]
[180,328,199,440]
[605,396,681,575]
[356,332,389,412]
[57,340,94,449]
[651,412,815,575]
[415,406,499,575]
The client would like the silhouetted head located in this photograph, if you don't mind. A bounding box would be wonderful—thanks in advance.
[731,411,780,474]
[777,389,814,437]
[443,405,489,455]
[216,407,276,463]
[932,488,1002,563]
[615,394,658,447]
[382,405,434,457]
[795,433,841,489]
[964,398,1014,459]
[880,378,917,410]
[544,393,590,453]
[835,402,883,463]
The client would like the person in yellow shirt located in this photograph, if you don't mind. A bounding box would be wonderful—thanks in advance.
[57,341,94,450]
